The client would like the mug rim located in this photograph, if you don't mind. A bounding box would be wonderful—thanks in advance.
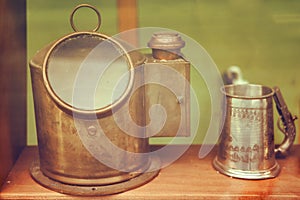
[221,84,274,99]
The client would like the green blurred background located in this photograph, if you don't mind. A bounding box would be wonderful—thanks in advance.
[27,0,300,145]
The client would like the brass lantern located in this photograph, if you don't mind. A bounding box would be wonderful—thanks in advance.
[29,4,190,196]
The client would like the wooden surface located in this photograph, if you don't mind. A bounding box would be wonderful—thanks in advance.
[0,0,27,187]
[0,145,300,199]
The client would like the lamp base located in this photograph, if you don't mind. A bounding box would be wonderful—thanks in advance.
[30,157,160,196]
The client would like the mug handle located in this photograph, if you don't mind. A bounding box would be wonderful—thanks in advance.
[273,86,297,157]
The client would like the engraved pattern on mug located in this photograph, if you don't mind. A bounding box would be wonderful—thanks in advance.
[219,101,275,171]
[214,84,295,179]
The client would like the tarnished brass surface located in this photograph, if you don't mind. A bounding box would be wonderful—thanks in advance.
[148,32,185,60]
[30,157,160,196]
[30,32,149,186]
[145,32,190,137]
[213,84,296,179]
[144,56,190,137]
[29,5,191,195]
[70,4,101,32]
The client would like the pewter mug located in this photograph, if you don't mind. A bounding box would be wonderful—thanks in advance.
[213,84,296,179]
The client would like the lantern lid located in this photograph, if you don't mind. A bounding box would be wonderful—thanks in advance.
[147,32,185,50]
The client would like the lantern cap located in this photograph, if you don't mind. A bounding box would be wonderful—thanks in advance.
[147,32,185,50]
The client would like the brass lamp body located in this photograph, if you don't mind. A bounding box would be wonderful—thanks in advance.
[30,25,190,197]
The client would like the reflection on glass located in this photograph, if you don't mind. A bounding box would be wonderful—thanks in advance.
[47,35,130,110]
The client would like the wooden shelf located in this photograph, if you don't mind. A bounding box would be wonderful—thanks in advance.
[1,145,300,199]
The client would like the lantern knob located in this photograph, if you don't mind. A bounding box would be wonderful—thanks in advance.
[148,32,185,60]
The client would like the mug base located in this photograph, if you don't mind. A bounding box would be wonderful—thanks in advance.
[213,157,281,180]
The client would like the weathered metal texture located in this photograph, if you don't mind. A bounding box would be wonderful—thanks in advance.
[145,32,190,137]
[29,5,191,194]
[144,57,190,137]
[148,32,185,60]
[30,157,160,196]
[29,33,151,187]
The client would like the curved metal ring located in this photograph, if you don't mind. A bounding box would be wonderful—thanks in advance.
[70,4,101,32]
[42,32,135,116]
